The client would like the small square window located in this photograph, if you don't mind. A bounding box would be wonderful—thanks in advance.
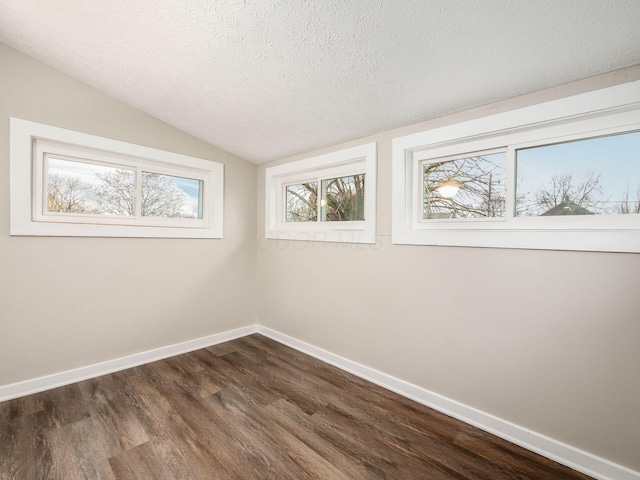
[285,182,318,222]
[321,174,366,222]
[141,172,204,219]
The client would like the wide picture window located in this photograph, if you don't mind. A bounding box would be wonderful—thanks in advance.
[10,118,223,238]
[392,80,640,253]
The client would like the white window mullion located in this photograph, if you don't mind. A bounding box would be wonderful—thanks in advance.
[505,146,517,220]
[318,176,324,222]
[135,168,143,218]
[33,146,46,222]
[414,158,424,227]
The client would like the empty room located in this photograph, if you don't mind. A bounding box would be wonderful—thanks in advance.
[1,1,639,479]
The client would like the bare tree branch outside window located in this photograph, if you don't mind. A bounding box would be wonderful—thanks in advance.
[423,153,506,219]
[47,173,91,213]
[285,175,366,223]
[322,174,365,221]
[516,132,640,216]
[46,158,200,218]
[93,169,136,216]
[286,182,318,222]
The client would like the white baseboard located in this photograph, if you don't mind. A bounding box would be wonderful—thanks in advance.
[1,323,637,480]
[257,325,640,480]
[0,324,258,402]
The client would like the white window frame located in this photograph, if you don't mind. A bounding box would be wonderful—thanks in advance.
[265,143,377,243]
[392,81,640,253]
[10,118,224,238]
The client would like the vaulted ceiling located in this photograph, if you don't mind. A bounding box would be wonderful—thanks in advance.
[1,1,639,163]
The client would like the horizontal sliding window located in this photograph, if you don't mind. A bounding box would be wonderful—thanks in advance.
[265,143,377,243]
[34,141,212,229]
[392,80,640,253]
[10,118,224,238]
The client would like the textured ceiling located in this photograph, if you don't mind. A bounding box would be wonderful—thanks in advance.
[1,1,640,164]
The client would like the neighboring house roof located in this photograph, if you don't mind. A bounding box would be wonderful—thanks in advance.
[541,200,595,216]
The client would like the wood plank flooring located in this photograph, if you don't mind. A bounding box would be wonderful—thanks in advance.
[0,334,594,479]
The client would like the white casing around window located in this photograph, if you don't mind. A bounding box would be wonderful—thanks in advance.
[392,80,640,253]
[264,142,377,244]
[10,118,224,238]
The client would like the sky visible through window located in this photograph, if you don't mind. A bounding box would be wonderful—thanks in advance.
[516,131,640,216]
[49,157,128,185]
[143,172,202,218]
[47,157,202,218]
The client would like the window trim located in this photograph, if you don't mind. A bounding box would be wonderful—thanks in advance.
[10,118,224,238]
[392,81,640,253]
[265,143,377,243]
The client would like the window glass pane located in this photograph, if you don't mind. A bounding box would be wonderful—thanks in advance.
[320,174,366,222]
[142,172,204,218]
[285,182,318,222]
[423,152,506,219]
[47,157,135,216]
[516,131,640,216]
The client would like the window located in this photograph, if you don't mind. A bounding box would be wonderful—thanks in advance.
[422,150,506,220]
[10,118,223,238]
[285,182,318,222]
[284,174,366,223]
[321,174,366,222]
[392,80,640,252]
[515,131,640,217]
[265,143,377,243]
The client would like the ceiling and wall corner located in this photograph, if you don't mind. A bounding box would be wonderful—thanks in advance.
[1,0,639,163]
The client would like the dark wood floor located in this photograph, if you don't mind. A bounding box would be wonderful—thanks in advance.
[0,334,593,480]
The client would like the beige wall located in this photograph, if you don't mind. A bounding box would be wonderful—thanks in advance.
[257,67,640,471]
[0,43,257,386]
